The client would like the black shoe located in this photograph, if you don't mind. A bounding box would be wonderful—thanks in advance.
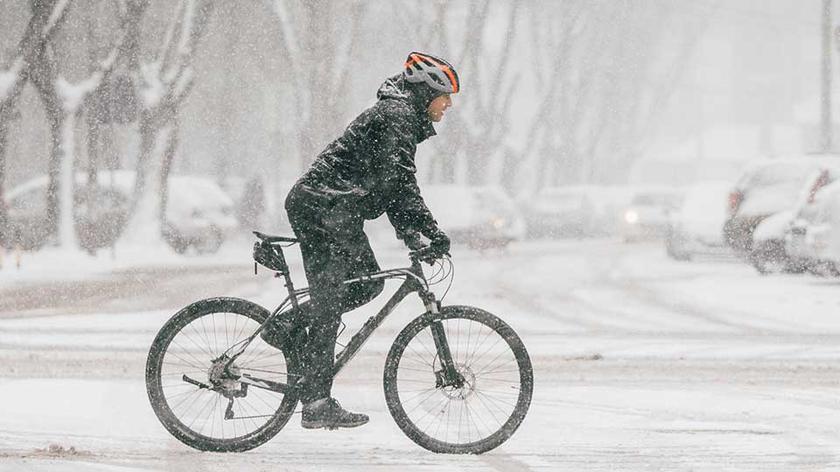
[301,398,369,429]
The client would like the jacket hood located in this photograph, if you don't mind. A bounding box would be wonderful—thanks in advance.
[376,74,411,101]
[377,74,443,113]
[376,74,437,141]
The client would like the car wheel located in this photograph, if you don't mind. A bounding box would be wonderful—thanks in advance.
[784,258,808,274]
[807,260,840,277]
[665,232,691,261]
[749,240,789,275]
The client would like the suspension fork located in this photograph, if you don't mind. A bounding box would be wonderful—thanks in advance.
[422,290,464,389]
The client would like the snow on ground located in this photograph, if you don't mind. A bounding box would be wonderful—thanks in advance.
[3,239,840,470]
[0,233,256,285]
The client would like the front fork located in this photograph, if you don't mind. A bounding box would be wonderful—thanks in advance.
[421,291,464,389]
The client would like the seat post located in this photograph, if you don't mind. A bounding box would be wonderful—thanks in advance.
[280,271,299,309]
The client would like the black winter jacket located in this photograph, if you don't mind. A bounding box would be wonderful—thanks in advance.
[297,75,442,241]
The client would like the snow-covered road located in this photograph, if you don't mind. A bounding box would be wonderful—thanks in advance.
[3,239,840,471]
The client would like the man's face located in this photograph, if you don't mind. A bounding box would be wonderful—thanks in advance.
[427,94,452,122]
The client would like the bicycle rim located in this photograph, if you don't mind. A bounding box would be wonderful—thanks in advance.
[384,305,533,454]
[147,298,298,452]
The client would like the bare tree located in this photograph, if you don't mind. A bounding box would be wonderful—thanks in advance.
[119,0,216,248]
[269,0,368,173]
[0,0,72,241]
[445,0,521,185]
[509,0,711,194]
[505,0,588,195]
[29,4,127,250]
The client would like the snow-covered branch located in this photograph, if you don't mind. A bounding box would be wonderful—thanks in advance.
[270,0,299,59]
[120,0,216,250]
[58,29,127,111]
[0,58,24,102]
[0,0,73,109]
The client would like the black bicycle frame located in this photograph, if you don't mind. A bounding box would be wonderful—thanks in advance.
[227,256,462,394]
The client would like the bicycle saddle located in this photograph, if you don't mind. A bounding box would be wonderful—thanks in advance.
[253,231,298,244]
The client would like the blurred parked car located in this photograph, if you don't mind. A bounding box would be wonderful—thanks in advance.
[519,186,597,238]
[725,158,840,273]
[423,185,524,249]
[806,183,840,275]
[519,185,637,238]
[2,175,128,251]
[162,176,238,254]
[665,181,732,261]
[785,178,840,276]
[2,171,236,254]
[723,156,839,255]
[621,187,682,242]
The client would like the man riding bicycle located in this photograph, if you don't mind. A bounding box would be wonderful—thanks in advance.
[261,52,460,430]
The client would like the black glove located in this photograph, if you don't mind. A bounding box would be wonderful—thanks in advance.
[429,229,451,256]
[402,231,425,251]
[412,246,438,265]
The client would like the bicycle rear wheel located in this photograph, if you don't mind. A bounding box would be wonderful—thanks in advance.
[145,297,299,452]
[384,305,533,454]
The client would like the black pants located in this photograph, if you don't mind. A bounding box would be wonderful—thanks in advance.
[286,183,384,403]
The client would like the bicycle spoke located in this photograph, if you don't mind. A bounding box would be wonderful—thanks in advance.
[475,388,517,412]
[166,341,209,371]
[211,313,219,357]
[471,348,515,378]
[184,323,216,359]
[472,389,505,427]
[193,317,216,357]
[403,388,442,416]
[467,335,505,371]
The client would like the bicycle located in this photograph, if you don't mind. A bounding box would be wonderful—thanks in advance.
[145,231,533,454]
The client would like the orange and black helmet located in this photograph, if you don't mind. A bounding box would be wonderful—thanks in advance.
[403,52,460,94]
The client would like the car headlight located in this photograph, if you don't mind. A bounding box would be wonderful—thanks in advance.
[492,217,506,229]
[624,210,639,224]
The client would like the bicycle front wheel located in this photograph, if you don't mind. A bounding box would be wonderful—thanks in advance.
[145,297,299,452]
[384,305,533,454]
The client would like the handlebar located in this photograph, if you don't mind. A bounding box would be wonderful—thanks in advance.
[409,245,451,265]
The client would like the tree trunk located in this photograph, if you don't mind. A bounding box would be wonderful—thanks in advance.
[57,109,79,250]
[122,118,172,248]
[86,114,102,185]
[0,119,8,236]
[45,112,62,237]
[0,0,73,232]
[159,116,179,228]
[118,0,214,251]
